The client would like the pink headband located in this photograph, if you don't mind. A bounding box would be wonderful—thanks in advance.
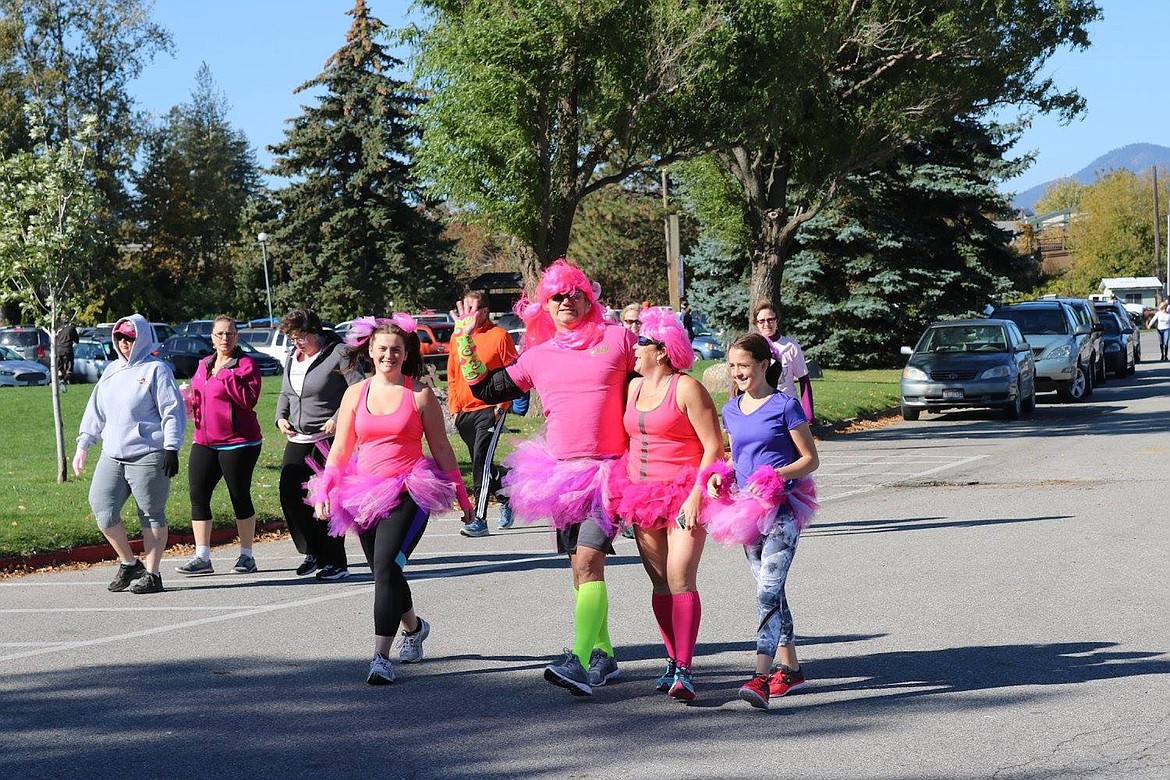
[344,313,418,348]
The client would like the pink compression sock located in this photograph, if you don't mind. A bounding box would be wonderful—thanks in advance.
[672,591,702,668]
[652,593,676,660]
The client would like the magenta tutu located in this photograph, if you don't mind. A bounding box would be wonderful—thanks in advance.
[608,458,700,530]
[305,452,455,537]
[501,436,618,535]
[702,476,818,546]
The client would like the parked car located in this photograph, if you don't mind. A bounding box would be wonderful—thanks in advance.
[1098,312,1137,377]
[1044,296,1105,385]
[155,335,281,378]
[237,340,283,376]
[992,300,1093,402]
[1094,300,1141,363]
[415,323,449,378]
[0,345,51,386]
[899,319,1036,420]
[71,340,116,383]
[414,310,454,325]
[90,321,172,344]
[690,322,725,361]
[238,327,293,362]
[0,325,51,367]
[176,320,217,337]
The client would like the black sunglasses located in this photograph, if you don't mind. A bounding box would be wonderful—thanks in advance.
[550,289,583,303]
[113,332,136,342]
[636,336,664,348]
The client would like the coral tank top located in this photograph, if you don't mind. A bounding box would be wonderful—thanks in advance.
[623,374,703,482]
[354,378,424,478]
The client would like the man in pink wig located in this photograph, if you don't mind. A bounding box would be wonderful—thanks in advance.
[454,258,637,696]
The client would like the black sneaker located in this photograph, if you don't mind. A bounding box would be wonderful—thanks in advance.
[295,555,318,576]
[315,564,351,581]
[128,572,164,594]
[108,560,145,592]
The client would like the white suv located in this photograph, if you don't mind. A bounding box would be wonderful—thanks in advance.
[238,328,292,363]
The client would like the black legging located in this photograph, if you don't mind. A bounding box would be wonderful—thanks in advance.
[188,442,261,520]
[280,440,347,568]
[359,494,429,638]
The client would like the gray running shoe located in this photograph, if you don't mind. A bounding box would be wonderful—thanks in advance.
[175,556,214,575]
[366,653,396,685]
[586,648,620,687]
[128,572,164,594]
[231,554,257,574]
[543,649,592,696]
[398,617,430,663]
[108,559,145,592]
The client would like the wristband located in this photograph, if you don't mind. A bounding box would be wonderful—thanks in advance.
[697,461,734,499]
[746,465,785,505]
[456,333,488,384]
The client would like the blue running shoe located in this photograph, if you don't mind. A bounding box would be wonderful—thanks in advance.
[655,658,677,692]
[668,665,696,701]
[497,502,515,530]
[460,519,489,537]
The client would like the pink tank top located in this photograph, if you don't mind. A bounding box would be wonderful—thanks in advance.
[354,378,424,478]
[623,374,704,482]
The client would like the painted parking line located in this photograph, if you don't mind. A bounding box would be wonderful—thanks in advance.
[0,552,560,665]
[0,606,261,613]
[817,454,989,503]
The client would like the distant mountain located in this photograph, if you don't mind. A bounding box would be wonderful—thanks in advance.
[1010,143,1170,211]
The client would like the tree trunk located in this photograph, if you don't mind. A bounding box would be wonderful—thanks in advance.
[749,214,788,319]
[49,301,67,484]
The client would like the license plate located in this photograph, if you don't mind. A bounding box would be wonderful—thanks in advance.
[942,388,964,400]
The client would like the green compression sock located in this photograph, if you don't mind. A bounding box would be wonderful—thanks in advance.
[573,580,609,667]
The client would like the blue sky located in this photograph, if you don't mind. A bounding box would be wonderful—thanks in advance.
[131,1,1166,198]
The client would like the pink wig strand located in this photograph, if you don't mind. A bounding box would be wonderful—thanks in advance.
[501,435,618,535]
[516,258,606,350]
[639,307,695,371]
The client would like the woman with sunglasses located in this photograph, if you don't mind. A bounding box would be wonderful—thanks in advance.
[751,301,814,421]
[276,308,361,580]
[307,315,471,685]
[73,315,185,594]
[608,307,723,701]
[174,315,264,577]
[453,258,637,697]
[703,332,819,710]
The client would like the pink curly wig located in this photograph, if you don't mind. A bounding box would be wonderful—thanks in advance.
[515,258,606,349]
[639,307,695,371]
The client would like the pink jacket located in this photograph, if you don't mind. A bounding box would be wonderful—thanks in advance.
[190,352,263,447]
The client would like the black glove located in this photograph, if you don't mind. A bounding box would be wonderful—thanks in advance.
[162,450,180,478]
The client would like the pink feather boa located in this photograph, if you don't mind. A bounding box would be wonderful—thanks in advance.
[698,461,735,500]
[701,469,819,546]
[304,446,455,537]
[607,457,700,530]
[501,435,618,535]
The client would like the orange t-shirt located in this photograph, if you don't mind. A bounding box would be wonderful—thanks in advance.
[446,322,518,414]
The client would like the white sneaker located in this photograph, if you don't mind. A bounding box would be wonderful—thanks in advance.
[367,653,396,685]
[398,618,430,664]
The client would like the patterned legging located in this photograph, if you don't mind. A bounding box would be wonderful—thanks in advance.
[744,512,799,657]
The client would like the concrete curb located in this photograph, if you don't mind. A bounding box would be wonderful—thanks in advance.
[0,520,288,574]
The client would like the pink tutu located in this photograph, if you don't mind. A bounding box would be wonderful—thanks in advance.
[501,436,618,535]
[607,457,700,530]
[702,475,818,546]
[305,452,455,537]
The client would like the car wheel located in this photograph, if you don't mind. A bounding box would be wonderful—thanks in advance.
[1002,385,1022,420]
[1095,355,1106,385]
[1082,360,1094,398]
[1057,364,1088,403]
[1021,380,1036,413]
[693,350,703,362]
[901,404,920,421]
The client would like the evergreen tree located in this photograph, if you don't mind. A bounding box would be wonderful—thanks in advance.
[129,64,261,320]
[783,120,1030,368]
[268,0,452,321]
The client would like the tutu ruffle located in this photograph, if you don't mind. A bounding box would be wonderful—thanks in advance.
[607,458,700,530]
[501,436,617,535]
[702,475,818,546]
[305,445,455,537]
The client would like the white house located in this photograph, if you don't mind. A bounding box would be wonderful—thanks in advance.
[1097,277,1162,308]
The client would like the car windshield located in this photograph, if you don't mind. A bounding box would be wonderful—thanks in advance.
[0,331,39,347]
[0,345,20,360]
[918,325,1007,353]
[1100,316,1122,335]
[428,324,454,342]
[239,330,272,345]
[997,309,1066,336]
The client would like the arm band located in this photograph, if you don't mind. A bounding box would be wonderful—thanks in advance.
[444,469,473,514]
[456,333,488,384]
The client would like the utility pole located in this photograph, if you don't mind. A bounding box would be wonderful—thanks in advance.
[1154,167,1162,283]
[662,171,681,310]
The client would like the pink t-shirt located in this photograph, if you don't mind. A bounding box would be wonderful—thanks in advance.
[506,324,636,459]
[771,335,809,397]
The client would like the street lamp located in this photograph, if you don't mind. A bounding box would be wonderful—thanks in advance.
[257,232,273,326]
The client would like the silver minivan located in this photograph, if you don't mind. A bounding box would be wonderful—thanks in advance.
[0,326,51,367]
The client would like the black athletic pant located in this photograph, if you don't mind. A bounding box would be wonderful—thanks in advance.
[454,407,509,522]
[358,494,429,638]
[188,442,261,521]
[280,440,347,568]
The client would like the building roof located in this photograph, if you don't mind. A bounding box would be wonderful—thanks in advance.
[1099,277,1163,290]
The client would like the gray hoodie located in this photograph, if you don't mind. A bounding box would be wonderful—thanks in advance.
[76,314,186,458]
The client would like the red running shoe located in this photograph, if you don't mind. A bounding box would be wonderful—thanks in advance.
[768,665,806,698]
[737,673,770,709]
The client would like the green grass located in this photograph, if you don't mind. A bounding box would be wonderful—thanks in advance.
[0,366,899,558]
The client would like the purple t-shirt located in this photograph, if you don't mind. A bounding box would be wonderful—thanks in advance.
[721,392,808,488]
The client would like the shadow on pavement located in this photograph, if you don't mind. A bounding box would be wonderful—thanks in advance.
[807,514,1073,537]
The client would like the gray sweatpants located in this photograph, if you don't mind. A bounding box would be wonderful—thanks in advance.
[89,451,171,530]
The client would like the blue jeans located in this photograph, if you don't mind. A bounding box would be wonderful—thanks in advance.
[744,512,799,657]
[1158,329,1170,350]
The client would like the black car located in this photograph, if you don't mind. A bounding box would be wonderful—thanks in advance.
[1094,300,1141,364]
[155,336,282,378]
[1099,312,1137,377]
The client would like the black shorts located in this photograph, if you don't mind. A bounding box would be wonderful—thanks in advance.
[556,519,616,556]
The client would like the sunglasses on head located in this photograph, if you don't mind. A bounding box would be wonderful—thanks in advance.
[636,336,664,348]
[550,289,583,303]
